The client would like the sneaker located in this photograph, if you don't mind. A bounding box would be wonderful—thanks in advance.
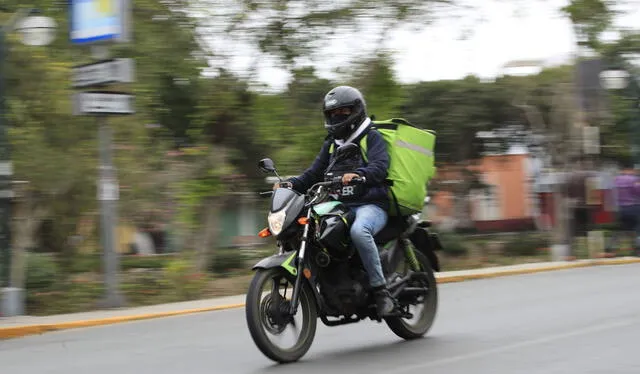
[374,287,397,317]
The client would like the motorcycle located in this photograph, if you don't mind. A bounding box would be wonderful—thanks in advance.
[245,143,442,363]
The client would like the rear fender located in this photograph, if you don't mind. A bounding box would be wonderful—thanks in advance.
[252,251,298,276]
[409,228,441,272]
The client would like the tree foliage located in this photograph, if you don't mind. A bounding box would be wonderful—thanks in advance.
[196,0,455,72]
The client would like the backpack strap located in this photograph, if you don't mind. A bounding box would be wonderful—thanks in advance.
[328,135,369,162]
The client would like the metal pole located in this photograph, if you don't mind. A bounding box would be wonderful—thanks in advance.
[0,27,12,289]
[97,116,124,308]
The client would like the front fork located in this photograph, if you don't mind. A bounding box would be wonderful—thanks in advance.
[289,207,312,315]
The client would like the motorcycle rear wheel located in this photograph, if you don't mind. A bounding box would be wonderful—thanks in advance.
[385,250,438,339]
[245,268,318,363]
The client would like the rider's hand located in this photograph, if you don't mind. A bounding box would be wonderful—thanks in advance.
[342,173,360,185]
[273,182,292,190]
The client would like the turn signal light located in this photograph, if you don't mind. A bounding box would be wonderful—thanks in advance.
[303,268,312,279]
[297,217,309,225]
[258,228,271,237]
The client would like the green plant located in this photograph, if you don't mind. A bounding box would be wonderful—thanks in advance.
[164,258,209,300]
[121,255,176,270]
[26,279,105,316]
[503,234,549,257]
[65,253,102,273]
[25,252,60,291]
[121,270,174,305]
[439,234,469,257]
[209,249,246,275]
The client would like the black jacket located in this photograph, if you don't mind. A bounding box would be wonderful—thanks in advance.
[288,128,390,211]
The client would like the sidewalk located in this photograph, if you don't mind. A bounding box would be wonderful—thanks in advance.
[1,257,639,339]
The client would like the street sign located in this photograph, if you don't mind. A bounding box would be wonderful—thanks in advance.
[72,58,135,88]
[98,178,119,201]
[70,0,132,44]
[0,162,12,176]
[73,92,135,115]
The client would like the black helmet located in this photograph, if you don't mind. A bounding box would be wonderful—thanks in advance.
[317,211,356,260]
[323,86,368,139]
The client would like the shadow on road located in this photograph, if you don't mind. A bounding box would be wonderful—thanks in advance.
[252,336,440,372]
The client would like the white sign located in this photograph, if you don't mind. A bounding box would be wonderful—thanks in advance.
[70,0,131,44]
[98,179,119,201]
[0,162,12,176]
[72,59,135,88]
[73,92,135,115]
[583,125,600,155]
[0,190,14,199]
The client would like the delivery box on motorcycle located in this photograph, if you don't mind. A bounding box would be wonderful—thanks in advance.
[366,118,436,216]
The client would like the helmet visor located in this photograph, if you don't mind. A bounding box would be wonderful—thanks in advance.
[325,106,354,126]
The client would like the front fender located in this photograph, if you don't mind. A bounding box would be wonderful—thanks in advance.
[252,251,298,276]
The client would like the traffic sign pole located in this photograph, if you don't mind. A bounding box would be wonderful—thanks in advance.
[97,115,124,308]
[69,0,134,309]
[0,27,10,290]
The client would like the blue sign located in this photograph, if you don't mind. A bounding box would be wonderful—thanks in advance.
[70,0,124,44]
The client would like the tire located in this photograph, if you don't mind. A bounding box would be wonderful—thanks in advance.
[385,250,438,340]
[245,268,318,363]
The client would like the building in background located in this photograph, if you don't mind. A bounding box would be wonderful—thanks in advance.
[427,146,538,232]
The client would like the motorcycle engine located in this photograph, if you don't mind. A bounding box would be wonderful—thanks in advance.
[318,262,369,316]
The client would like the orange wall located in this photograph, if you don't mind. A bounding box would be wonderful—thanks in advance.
[428,154,531,223]
[473,154,530,219]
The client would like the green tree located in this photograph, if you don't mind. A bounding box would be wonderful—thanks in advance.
[197,0,455,74]
[1,1,209,279]
[561,0,614,50]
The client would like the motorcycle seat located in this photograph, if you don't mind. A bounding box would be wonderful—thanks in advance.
[374,216,410,244]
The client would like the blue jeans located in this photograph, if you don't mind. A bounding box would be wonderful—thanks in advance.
[350,204,388,288]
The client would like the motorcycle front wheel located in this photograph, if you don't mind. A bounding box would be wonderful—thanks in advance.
[245,268,317,363]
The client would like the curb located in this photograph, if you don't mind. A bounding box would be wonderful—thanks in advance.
[2,257,639,340]
[0,303,245,340]
[436,257,640,283]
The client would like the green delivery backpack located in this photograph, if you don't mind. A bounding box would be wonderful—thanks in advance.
[330,118,437,216]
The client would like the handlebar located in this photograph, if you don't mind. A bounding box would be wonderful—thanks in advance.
[259,175,366,198]
[313,175,366,188]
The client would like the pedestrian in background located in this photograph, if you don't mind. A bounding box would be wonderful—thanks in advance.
[611,161,640,256]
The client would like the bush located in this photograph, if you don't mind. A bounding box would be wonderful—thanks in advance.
[25,252,60,291]
[503,234,549,257]
[26,279,105,316]
[164,258,209,300]
[66,254,101,273]
[209,249,246,275]
[121,255,175,270]
[65,253,176,274]
[439,234,469,257]
[122,270,174,305]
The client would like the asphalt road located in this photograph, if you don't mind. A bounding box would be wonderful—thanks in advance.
[2,263,640,374]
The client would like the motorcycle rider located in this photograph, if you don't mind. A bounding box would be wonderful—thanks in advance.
[275,85,397,317]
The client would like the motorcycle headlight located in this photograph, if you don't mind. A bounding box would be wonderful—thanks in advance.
[268,210,287,236]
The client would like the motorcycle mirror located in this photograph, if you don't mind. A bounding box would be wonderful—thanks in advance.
[258,158,276,173]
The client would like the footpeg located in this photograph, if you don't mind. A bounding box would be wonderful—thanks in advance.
[400,310,413,319]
